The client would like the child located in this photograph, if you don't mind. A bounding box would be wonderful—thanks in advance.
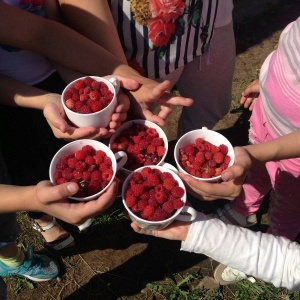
[210,16,300,240]
[131,129,300,290]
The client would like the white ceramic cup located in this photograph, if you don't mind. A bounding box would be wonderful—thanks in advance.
[49,139,127,201]
[174,127,235,183]
[62,76,120,128]
[109,119,169,178]
[122,165,197,230]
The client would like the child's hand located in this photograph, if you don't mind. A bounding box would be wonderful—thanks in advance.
[130,220,191,241]
[127,79,194,126]
[240,79,260,111]
[178,146,252,201]
[43,76,138,140]
[34,179,119,225]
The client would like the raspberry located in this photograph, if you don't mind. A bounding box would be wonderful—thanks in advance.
[213,152,225,164]
[172,198,184,209]
[67,157,78,169]
[102,169,113,181]
[146,144,156,154]
[125,195,137,208]
[62,168,73,180]
[154,191,167,204]
[74,79,85,90]
[141,205,155,219]
[219,144,229,155]
[195,137,204,145]
[146,128,158,138]
[89,100,102,112]
[162,177,176,190]
[137,199,148,210]
[87,181,101,195]
[224,155,231,164]
[151,137,164,147]
[65,98,75,110]
[72,170,82,180]
[83,76,94,87]
[53,170,62,181]
[85,155,95,166]
[75,149,88,161]
[89,91,100,101]
[91,170,102,181]
[130,184,144,197]
[156,146,166,157]
[171,186,184,198]
[141,167,152,178]
[184,144,195,156]
[162,201,174,214]
[152,207,168,221]
[77,105,92,114]
[75,161,88,172]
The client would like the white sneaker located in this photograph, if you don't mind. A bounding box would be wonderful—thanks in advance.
[214,264,256,285]
[210,203,257,227]
[77,218,93,233]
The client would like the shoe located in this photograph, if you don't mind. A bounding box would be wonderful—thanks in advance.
[0,245,59,282]
[210,203,257,227]
[77,218,94,234]
[32,217,75,252]
[214,264,256,285]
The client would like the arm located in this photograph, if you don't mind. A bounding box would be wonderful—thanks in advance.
[131,214,300,290]
[0,2,193,126]
[0,73,134,140]
[0,179,119,225]
[178,130,300,201]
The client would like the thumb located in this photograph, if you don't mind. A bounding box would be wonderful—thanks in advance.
[37,181,79,203]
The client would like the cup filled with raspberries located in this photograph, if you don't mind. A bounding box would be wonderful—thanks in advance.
[109,119,169,177]
[174,127,235,182]
[49,139,127,201]
[122,165,197,230]
[61,76,120,128]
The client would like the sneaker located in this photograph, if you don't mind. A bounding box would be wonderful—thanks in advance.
[210,203,257,227]
[214,264,256,285]
[0,245,59,282]
[77,218,94,234]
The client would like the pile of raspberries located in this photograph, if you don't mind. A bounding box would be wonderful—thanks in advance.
[53,145,113,198]
[124,167,185,222]
[110,122,166,171]
[178,138,231,179]
[63,76,113,114]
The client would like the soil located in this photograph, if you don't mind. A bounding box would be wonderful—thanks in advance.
[6,1,300,299]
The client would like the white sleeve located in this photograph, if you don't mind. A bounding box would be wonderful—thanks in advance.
[181,213,300,290]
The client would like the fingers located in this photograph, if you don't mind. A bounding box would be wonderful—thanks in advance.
[109,74,140,91]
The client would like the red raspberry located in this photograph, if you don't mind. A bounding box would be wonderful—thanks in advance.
[162,201,174,214]
[91,170,102,181]
[146,128,158,138]
[204,142,212,152]
[87,181,101,195]
[204,151,212,160]
[57,178,68,185]
[53,170,62,181]
[83,76,94,87]
[162,177,176,191]
[130,183,144,197]
[152,207,168,221]
[72,170,82,180]
[79,94,89,102]
[82,170,91,181]
[146,144,156,154]
[85,155,95,166]
[213,152,225,164]
[77,105,92,114]
[74,79,85,90]
[219,144,229,155]
[65,98,75,110]
[138,199,148,211]
[75,149,88,161]
[132,172,143,182]
[141,205,155,219]
[67,157,78,169]
[75,161,88,172]
[141,167,152,178]
[184,144,195,156]
[62,168,73,180]
[145,173,160,187]
[154,191,167,204]
[102,169,113,182]
[156,146,166,157]
[151,137,164,147]
[224,155,231,164]
[125,195,137,208]
[89,91,100,101]
[91,80,100,91]
[89,100,102,112]
[171,186,184,198]
[172,198,184,209]
[195,137,204,145]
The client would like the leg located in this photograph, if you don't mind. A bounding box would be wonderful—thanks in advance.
[266,159,300,240]
[177,22,236,137]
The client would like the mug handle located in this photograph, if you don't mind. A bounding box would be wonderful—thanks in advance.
[114,151,128,171]
[159,162,179,174]
[175,206,197,222]
[108,77,120,94]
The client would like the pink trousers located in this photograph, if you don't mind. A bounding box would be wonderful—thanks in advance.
[232,102,300,240]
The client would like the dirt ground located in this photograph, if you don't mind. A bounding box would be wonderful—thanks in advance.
[6,1,300,299]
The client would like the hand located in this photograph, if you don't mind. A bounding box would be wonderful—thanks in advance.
[178,147,253,201]
[34,179,119,225]
[127,79,194,126]
[130,220,191,241]
[240,79,260,111]
[43,76,138,140]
